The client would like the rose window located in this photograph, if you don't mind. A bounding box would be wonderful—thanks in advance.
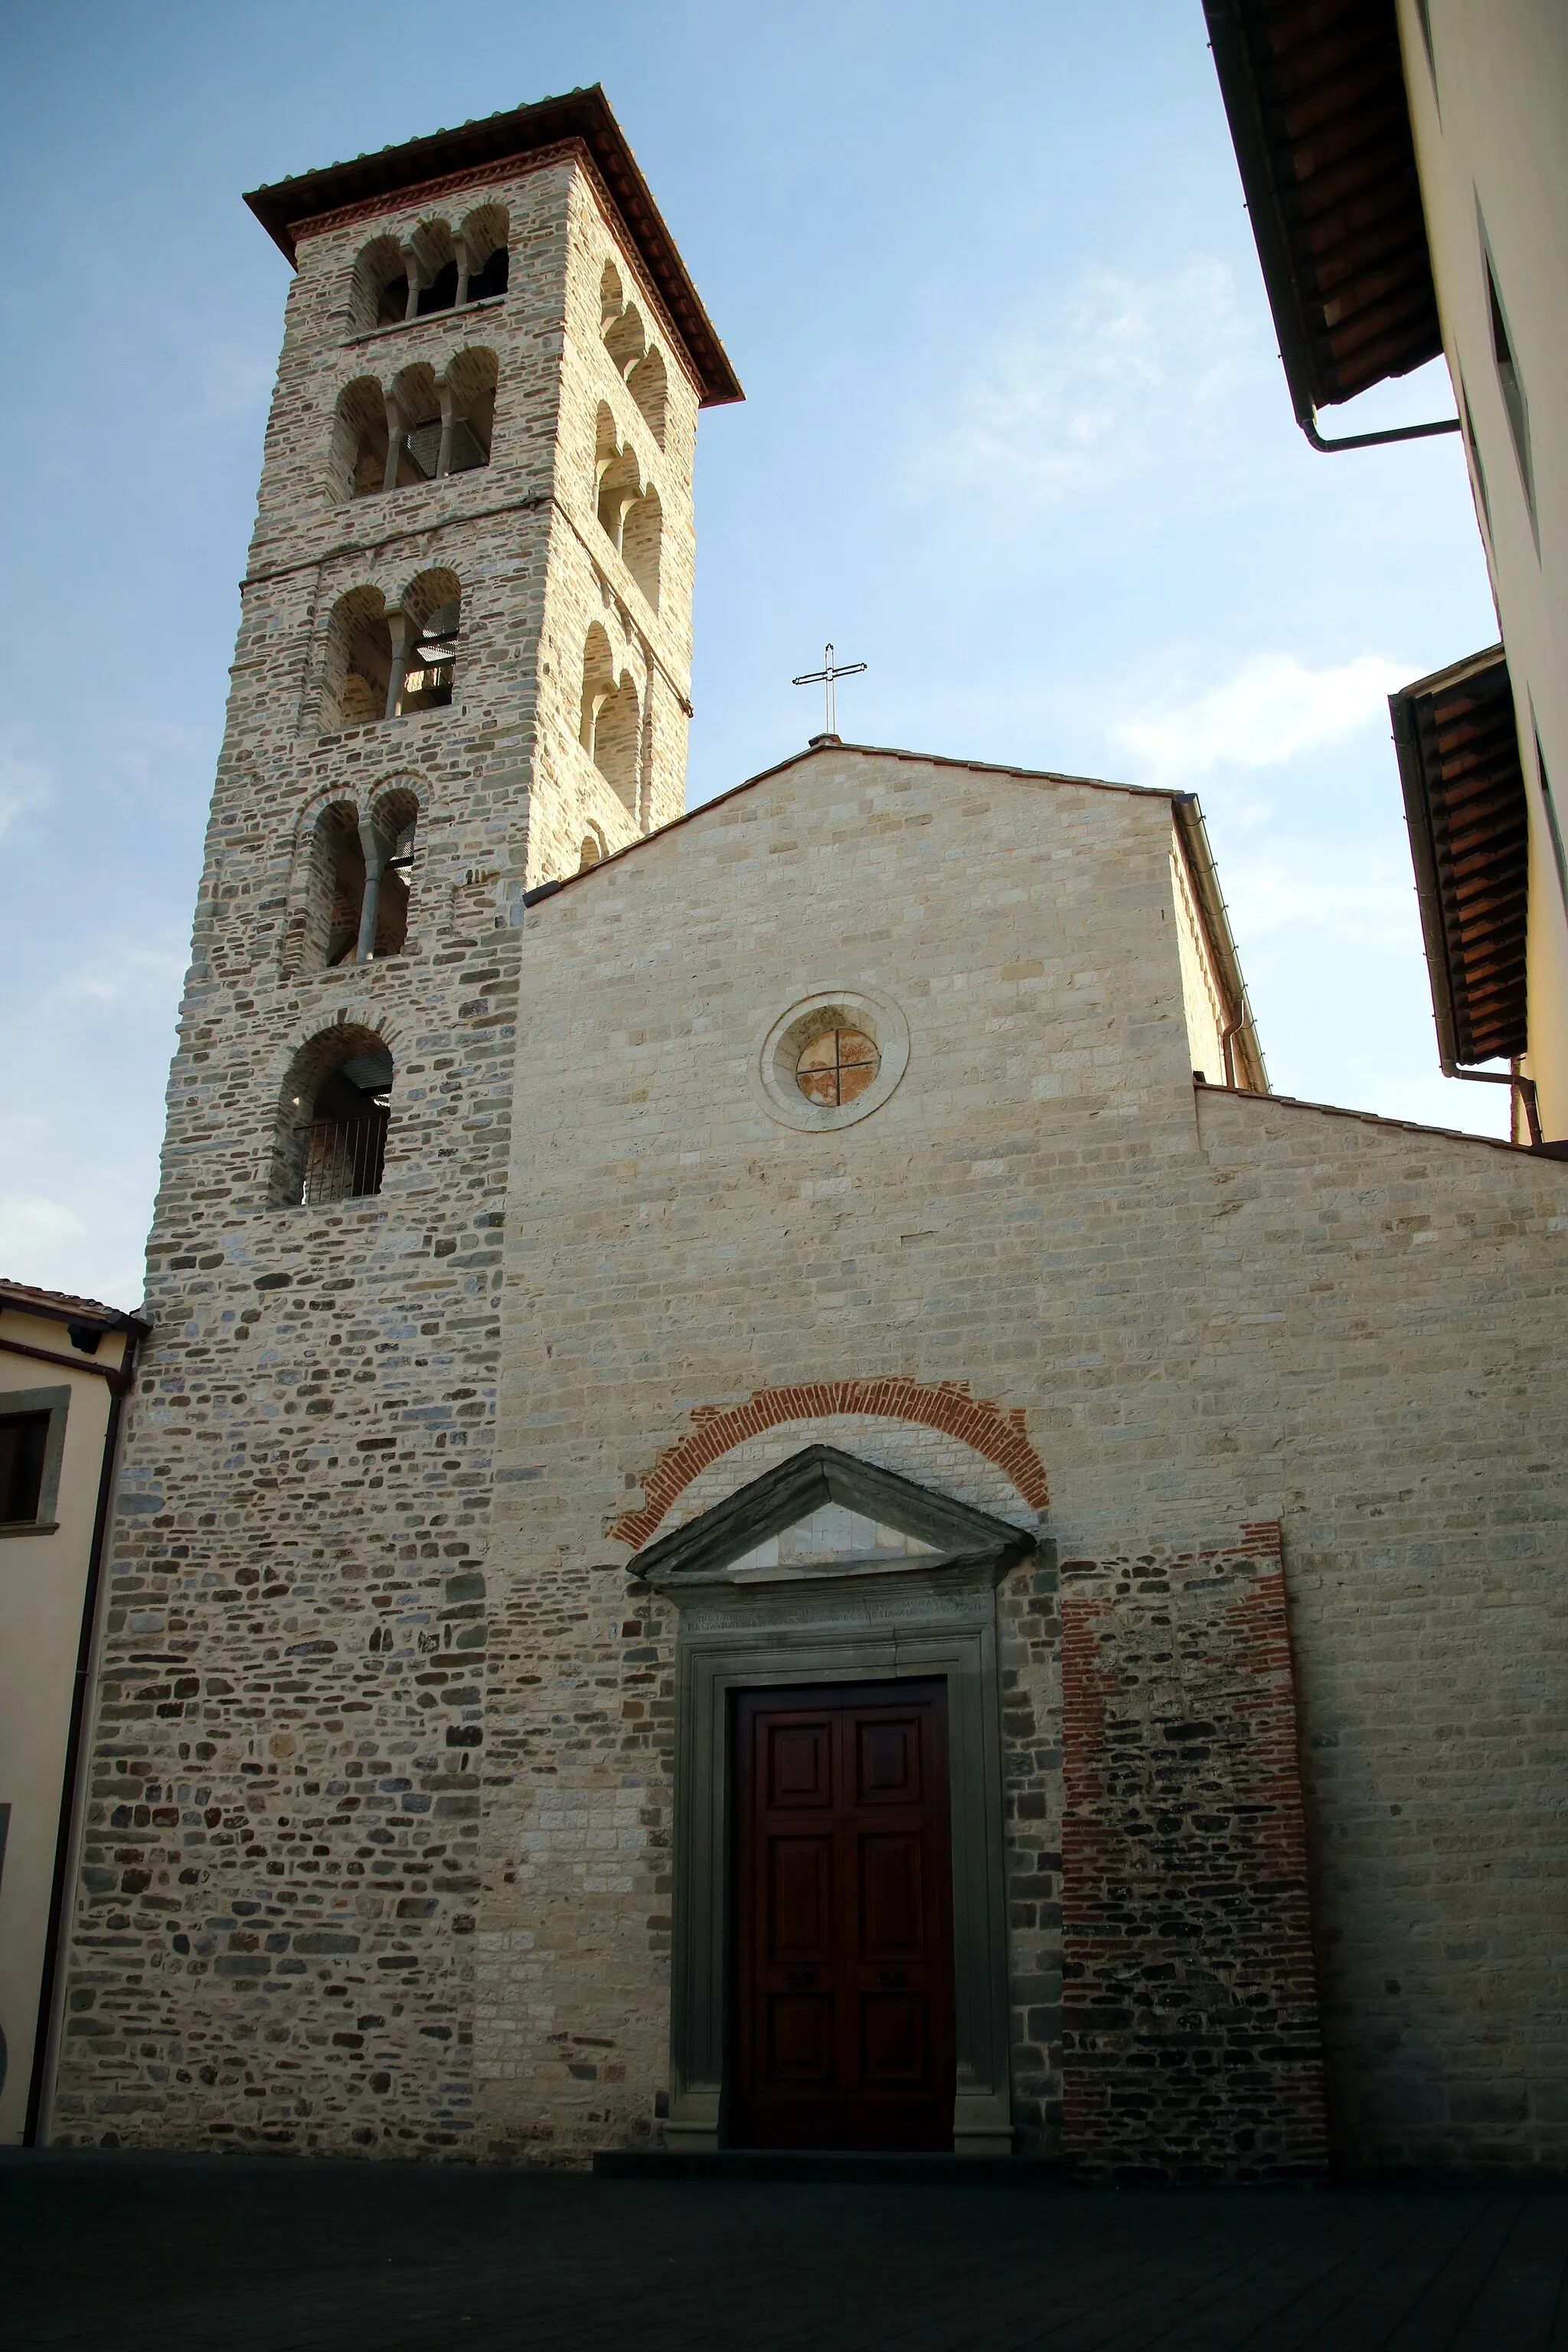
[795,1027,881,1108]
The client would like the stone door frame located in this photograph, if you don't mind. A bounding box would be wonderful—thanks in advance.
[659,1579,1016,2155]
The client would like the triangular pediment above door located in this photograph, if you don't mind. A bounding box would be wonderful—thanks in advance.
[626,1443,1037,1592]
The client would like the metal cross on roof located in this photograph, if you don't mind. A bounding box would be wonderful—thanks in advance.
[792,642,867,742]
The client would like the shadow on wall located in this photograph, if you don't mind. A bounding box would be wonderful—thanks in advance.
[579,622,642,812]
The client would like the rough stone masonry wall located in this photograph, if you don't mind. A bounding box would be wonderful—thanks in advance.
[1060,1527,1327,2180]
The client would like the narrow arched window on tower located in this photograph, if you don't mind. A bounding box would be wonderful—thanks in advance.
[459,205,509,303]
[366,787,419,956]
[329,378,390,501]
[579,625,640,812]
[440,348,498,475]
[274,1029,394,1206]
[604,299,646,382]
[1484,237,1534,528]
[627,346,668,449]
[351,235,408,332]
[622,485,662,609]
[596,443,642,554]
[395,574,461,715]
[388,362,443,487]
[322,588,394,731]
[299,789,420,970]
[305,801,368,966]
[408,220,459,318]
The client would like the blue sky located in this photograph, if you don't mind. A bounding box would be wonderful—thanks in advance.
[0,1,1503,1308]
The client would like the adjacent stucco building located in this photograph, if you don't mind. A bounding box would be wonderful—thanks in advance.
[1207,0,1568,1146]
[1,1281,144,2145]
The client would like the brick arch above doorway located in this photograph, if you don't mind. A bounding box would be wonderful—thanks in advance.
[607,1378,1049,1549]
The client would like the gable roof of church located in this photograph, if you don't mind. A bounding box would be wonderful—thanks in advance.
[525,736,1264,1093]
[527,738,1197,912]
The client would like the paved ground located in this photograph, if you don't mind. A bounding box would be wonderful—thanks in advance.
[3,2154,1566,2351]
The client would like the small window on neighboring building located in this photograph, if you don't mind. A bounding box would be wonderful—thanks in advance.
[0,1387,68,1533]
[1484,238,1535,531]
[1,1412,49,1523]
[795,1027,880,1107]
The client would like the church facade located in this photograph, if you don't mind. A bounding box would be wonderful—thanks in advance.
[44,93,1566,2179]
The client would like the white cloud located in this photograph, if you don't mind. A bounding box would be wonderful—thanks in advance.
[47,940,188,1012]
[1221,848,1416,941]
[907,258,1249,513]
[1111,652,1409,789]
[0,1193,88,1263]
[193,340,276,423]
[0,747,52,841]
[0,1187,149,1311]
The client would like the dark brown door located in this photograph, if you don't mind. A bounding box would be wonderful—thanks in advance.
[731,1679,955,2150]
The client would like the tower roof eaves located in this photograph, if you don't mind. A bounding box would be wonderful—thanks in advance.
[243,85,743,408]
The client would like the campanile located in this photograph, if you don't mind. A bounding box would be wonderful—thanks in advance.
[41,93,737,2151]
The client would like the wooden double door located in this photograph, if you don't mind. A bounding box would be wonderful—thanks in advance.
[731,1680,956,2151]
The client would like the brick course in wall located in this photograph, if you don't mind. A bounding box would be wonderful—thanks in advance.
[609,1377,1050,1547]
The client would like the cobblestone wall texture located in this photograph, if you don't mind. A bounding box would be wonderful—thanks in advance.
[1060,1528,1328,2180]
[48,145,1568,2181]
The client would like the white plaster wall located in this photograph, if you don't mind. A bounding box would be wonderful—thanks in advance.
[1400,0,1568,1135]
[0,1314,124,2144]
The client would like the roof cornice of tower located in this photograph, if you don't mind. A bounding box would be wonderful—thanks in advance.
[243,84,743,409]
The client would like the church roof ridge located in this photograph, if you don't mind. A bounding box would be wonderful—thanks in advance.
[524,738,1191,910]
[746,738,1184,802]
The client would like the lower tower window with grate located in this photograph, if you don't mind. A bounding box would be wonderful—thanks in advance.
[275,1032,394,1206]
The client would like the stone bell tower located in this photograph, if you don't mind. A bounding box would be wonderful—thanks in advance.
[42,94,738,2154]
